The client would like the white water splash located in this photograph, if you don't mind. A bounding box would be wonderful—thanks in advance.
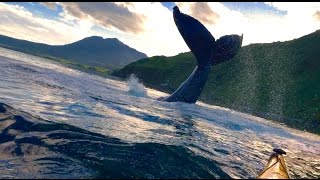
[126,74,147,97]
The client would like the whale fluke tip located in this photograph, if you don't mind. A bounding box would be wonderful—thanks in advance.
[173,6,180,13]
[241,34,244,45]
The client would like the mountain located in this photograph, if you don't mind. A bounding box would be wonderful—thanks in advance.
[113,30,320,134]
[0,34,147,70]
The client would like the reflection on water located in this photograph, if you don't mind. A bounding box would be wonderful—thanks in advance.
[0,47,319,178]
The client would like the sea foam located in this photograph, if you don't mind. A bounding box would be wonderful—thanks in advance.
[127,74,147,97]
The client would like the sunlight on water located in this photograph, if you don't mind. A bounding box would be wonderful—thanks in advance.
[0,47,319,179]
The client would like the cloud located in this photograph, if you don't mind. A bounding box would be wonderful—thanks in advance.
[40,2,57,10]
[0,3,94,45]
[262,2,320,42]
[113,2,189,57]
[313,11,320,21]
[175,2,320,47]
[190,2,220,25]
[0,2,188,57]
[0,2,319,58]
[59,2,146,34]
[265,2,320,19]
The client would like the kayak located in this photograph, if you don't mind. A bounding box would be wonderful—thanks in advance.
[257,148,290,179]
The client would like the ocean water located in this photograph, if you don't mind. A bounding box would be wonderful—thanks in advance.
[0,47,319,179]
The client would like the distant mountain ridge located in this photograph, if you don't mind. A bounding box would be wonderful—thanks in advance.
[113,29,320,135]
[0,34,147,70]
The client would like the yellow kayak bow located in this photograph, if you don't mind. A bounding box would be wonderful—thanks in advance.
[257,148,290,179]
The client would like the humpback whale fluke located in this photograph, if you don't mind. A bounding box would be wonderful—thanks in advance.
[173,6,215,68]
[161,6,243,103]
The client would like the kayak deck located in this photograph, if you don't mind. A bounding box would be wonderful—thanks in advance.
[257,149,290,179]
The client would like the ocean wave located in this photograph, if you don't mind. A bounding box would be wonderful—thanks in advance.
[0,102,230,178]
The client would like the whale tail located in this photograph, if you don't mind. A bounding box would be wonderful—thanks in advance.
[162,6,243,103]
[173,6,243,67]
[212,34,243,65]
[173,6,215,68]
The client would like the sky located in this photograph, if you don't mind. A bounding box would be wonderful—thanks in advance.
[0,2,320,57]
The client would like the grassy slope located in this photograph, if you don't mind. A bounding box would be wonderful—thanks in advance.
[113,30,320,134]
[114,53,197,93]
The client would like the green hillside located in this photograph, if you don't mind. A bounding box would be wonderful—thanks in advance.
[113,30,320,134]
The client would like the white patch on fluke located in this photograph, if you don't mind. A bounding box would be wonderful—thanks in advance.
[126,74,147,97]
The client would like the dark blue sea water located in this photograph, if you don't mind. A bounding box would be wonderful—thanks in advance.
[0,47,319,178]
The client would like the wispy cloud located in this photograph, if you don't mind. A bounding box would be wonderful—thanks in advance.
[262,2,320,41]
[0,3,94,45]
[314,11,320,21]
[40,2,57,10]
[190,2,220,25]
[59,2,146,34]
